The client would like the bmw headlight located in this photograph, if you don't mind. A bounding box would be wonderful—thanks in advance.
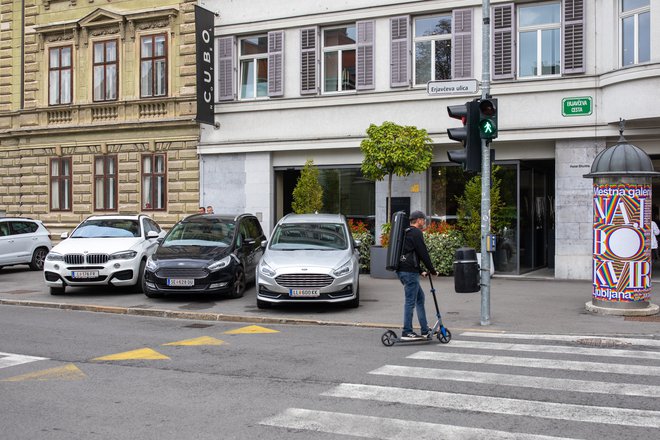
[207,255,231,272]
[45,252,64,262]
[259,262,276,278]
[333,260,353,277]
[109,250,138,260]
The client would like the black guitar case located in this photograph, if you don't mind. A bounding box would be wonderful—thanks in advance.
[386,211,409,271]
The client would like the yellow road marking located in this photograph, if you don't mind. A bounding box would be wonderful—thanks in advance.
[92,348,170,361]
[163,336,225,346]
[224,325,279,334]
[1,363,86,382]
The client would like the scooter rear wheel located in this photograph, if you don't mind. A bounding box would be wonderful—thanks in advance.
[381,330,397,347]
[437,328,452,344]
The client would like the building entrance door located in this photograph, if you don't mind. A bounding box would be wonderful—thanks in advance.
[519,161,554,273]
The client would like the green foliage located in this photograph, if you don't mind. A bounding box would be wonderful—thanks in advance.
[360,121,434,221]
[292,159,323,214]
[456,166,504,250]
[351,231,374,272]
[424,229,465,276]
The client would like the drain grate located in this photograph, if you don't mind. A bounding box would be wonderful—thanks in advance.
[624,315,660,322]
[4,290,39,295]
[183,323,214,329]
[575,338,632,348]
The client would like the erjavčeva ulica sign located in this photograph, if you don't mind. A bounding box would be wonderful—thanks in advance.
[592,183,652,304]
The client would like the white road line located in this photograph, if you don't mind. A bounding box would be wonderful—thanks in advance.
[446,340,660,360]
[460,332,660,348]
[408,351,660,376]
[323,383,660,428]
[260,408,580,440]
[0,352,48,369]
[370,365,660,397]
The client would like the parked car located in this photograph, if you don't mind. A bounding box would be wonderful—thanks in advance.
[43,214,165,295]
[256,213,360,309]
[0,217,52,271]
[142,214,265,299]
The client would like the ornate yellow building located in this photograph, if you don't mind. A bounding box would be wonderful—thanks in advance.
[0,0,200,233]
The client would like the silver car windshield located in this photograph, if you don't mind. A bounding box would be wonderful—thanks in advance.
[163,221,234,247]
[270,223,348,250]
[71,219,140,238]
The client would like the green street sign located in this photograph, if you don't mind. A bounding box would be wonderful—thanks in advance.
[479,119,497,139]
[562,96,592,116]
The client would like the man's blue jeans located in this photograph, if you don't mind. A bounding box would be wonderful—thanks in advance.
[396,271,429,334]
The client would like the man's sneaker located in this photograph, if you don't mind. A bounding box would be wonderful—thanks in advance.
[401,332,420,340]
[421,329,433,339]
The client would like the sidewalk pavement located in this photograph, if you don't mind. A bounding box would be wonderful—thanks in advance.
[0,268,658,337]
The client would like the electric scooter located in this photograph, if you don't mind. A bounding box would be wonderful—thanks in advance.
[381,275,451,346]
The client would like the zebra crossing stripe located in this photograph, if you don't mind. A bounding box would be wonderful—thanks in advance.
[261,407,580,440]
[408,351,660,376]
[323,383,660,428]
[370,365,660,397]
[446,340,660,361]
[460,332,660,348]
[0,352,47,369]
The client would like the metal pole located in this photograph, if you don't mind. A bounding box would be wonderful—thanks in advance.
[480,0,492,325]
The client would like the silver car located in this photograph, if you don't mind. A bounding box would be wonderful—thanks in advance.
[256,213,360,309]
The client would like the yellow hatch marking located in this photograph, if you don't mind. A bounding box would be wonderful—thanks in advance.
[92,348,170,361]
[224,325,280,334]
[163,336,225,346]
[1,363,86,382]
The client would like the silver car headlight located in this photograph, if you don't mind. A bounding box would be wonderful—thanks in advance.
[45,252,64,262]
[207,255,231,272]
[333,260,353,277]
[109,250,138,260]
[259,262,276,278]
[146,257,158,271]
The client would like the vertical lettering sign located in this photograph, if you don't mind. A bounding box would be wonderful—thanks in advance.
[195,6,215,125]
[592,183,652,303]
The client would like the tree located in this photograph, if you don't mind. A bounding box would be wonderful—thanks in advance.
[292,159,323,214]
[360,121,434,227]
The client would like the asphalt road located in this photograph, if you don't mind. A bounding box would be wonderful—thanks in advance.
[2,305,659,439]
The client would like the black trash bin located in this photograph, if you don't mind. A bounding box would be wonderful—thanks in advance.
[453,247,480,293]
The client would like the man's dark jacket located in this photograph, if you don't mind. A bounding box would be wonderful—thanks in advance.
[397,227,436,274]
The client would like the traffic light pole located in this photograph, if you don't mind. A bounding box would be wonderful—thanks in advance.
[480,0,491,326]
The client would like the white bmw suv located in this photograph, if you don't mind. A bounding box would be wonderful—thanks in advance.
[44,214,165,295]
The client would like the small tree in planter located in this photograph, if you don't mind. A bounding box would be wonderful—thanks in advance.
[360,121,434,242]
[292,159,323,214]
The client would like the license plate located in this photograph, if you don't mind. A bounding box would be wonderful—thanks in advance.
[289,289,320,297]
[71,271,99,279]
[167,278,195,287]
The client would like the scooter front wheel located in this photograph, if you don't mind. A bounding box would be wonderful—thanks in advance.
[381,330,397,347]
[437,328,452,344]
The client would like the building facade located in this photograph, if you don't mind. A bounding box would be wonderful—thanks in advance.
[0,0,201,234]
[200,0,660,280]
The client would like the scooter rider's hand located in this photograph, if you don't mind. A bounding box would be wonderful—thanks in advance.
[421,271,428,277]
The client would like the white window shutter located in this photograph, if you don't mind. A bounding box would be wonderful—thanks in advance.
[562,0,585,74]
[217,36,235,101]
[300,27,318,95]
[452,8,473,79]
[356,20,375,90]
[268,31,284,97]
[492,3,515,80]
[390,16,410,88]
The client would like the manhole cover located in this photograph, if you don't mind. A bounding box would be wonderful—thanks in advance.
[183,323,214,329]
[576,338,632,348]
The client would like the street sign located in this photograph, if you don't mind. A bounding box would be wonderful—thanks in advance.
[427,79,479,96]
[562,96,592,116]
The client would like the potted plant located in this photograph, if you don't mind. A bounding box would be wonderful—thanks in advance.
[360,122,433,278]
[292,159,323,214]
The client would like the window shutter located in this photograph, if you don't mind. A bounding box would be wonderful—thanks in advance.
[356,20,375,90]
[268,31,284,97]
[390,16,410,88]
[452,8,473,79]
[300,27,318,95]
[492,3,515,80]
[562,0,585,74]
[217,36,235,101]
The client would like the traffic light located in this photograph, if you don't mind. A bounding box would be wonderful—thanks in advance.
[477,98,498,140]
[446,100,481,173]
